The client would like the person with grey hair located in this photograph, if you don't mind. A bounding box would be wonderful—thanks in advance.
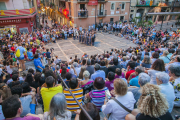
[86,59,94,77]
[159,50,170,64]
[168,65,180,107]
[156,72,175,113]
[44,93,72,120]
[128,73,150,108]
[165,55,180,73]
[69,62,81,76]
[141,55,151,68]
[128,66,145,87]
[91,63,105,80]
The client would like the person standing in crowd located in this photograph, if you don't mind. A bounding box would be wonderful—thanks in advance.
[16,43,26,71]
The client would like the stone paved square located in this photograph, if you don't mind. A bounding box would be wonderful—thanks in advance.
[45,32,137,61]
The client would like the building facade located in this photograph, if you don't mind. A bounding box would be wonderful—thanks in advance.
[130,0,180,23]
[0,0,38,34]
[43,0,131,28]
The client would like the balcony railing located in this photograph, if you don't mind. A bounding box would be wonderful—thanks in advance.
[97,10,107,17]
[77,0,89,2]
[136,1,158,7]
[98,0,107,2]
[78,11,88,18]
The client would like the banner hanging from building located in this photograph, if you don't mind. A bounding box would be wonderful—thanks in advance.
[88,0,98,5]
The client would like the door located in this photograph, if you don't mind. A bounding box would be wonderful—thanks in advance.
[110,18,114,23]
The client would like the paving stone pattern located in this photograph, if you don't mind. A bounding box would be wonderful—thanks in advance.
[45,32,137,61]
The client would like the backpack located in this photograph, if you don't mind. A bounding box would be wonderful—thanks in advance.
[15,49,21,57]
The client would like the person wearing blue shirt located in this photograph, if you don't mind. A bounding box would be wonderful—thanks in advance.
[27,48,33,60]
[91,63,105,80]
[129,66,144,87]
[156,72,175,113]
[16,44,26,71]
[34,54,44,72]
[159,50,170,64]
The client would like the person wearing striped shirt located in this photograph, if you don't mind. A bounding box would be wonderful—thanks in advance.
[64,77,83,112]
[85,77,108,110]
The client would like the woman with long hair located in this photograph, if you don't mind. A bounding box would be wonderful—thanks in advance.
[44,93,71,120]
[141,55,151,68]
[145,59,165,85]
[25,73,34,86]
[125,83,173,120]
[78,66,86,79]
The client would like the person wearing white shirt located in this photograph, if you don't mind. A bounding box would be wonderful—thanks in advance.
[102,78,135,120]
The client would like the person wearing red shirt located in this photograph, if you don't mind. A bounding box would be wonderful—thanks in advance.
[11,45,15,52]
[125,61,136,80]
[32,46,37,55]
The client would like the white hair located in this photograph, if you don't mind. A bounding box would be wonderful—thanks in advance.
[139,73,150,86]
[156,72,169,84]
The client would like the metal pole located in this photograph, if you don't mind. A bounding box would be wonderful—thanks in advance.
[60,77,93,120]
[160,15,164,30]
[95,5,97,30]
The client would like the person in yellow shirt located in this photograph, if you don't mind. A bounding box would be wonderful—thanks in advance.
[41,76,63,112]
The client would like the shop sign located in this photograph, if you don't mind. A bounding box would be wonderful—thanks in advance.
[0,19,21,24]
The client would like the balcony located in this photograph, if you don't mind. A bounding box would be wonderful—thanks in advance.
[77,0,89,3]
[97,10,107,17]
[98,0,107,3]
[78,11,88,18]
[136,1,158,7]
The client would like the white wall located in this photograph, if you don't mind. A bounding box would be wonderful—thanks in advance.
[5,0,30,10]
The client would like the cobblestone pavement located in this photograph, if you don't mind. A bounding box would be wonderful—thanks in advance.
[44,32,137,61]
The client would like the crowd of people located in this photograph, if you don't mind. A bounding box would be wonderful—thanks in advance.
[0,19,180,120]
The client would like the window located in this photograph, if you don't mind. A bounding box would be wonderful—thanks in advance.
[110,18,114,23]
[120,16,124,21]
[22,0,28,9]
[131,10,134,12]
[0,2,7,10]
[111,3,115,10]
[121,3,125,10]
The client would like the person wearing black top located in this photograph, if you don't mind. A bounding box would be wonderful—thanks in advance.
[125,83,173,120]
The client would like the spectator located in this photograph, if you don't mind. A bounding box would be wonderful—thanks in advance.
[114,68,125,79]
[0,91,5,119]
[25,73,34,86]
[85,77,107,110]
[108,57,121,73]
[120,56,128,69]
[165,55,180,73]
[91,63,105,80]
[151,52,159,65]
[125,61,136,80]
[46,49,51,64]
[159,50,170,64]
[74,103,100,120]
[31,72,41,92]
[168,65,180,107]
[79,70,94,95]
[146,59,165,84]
[16,43,26,71]
[0,83,12,100]
[34,54,44,72]
[100,60,108,78]
[2,95,43,120]
[62,72,72,88]
[8,74,24,89]
[129,66,145,87]
[44,93,72,120]
[86,60,94,77]
[41,76,63,112]
[11,85,36,116]
[128,73,150,107]
[125,84,173,120]
[79,66,86,79]
[105,72,116,92]
[64,77,83,112]
[141,55,151,68]
[70,62,81,76]
[102,78,136,120]
[156,72,175,113]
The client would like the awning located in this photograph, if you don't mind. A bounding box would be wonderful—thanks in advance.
[88,0,98,5]
[146,12,180,16]
[0,12,37,20]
